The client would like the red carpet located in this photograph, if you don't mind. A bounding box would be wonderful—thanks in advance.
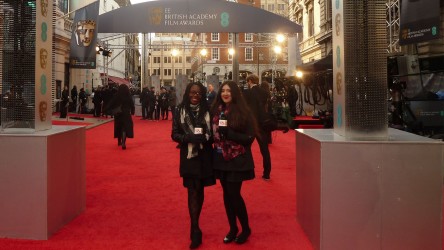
[0,118,313,249]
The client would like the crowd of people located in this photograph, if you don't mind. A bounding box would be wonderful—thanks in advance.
[139,85,177,121]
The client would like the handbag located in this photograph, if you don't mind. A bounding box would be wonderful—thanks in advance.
[260,112,278,132]
[111,105,122,116]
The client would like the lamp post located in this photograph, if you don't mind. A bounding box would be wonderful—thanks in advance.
[200,48,207,83]
[272,45,282,89]
[171,49,178,86]
[271,34,285,89]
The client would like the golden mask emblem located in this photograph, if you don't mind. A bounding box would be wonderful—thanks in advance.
[150,7,163,26]
[75,20,96,47]
[335,14,341,36]
[401,29,409,40]
[40,48,48,69]
[336,72,342,95]
[41,0,49,17]
[39,101,48,122]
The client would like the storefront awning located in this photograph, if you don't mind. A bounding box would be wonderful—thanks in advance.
[297,54,333,73]
[108,76,131,86]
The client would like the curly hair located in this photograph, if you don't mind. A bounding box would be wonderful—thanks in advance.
[180,82,209,117]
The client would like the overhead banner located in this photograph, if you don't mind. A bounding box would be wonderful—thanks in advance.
[69,1,99,69]
[98,0,302,33]
[399,0,440,45]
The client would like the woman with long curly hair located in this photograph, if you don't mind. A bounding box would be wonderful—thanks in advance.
[210,80,260,245]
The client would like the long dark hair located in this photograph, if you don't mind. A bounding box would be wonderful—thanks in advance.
[211,81,259,135]
[180,82,209,118]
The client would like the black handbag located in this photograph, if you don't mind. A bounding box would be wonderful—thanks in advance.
[260,112,278,132]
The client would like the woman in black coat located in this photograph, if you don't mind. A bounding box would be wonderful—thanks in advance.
[210,80,260,245]
[106,84,135,150]
[171,82,215,249]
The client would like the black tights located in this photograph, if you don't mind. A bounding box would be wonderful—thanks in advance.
[220,180,250,233]
[188,185,204,233]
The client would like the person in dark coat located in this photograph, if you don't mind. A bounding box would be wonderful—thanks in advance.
[70,85,78,112]
[160,87,169,120]
[168,87,177,121]
[243,74,272,180]
[78,88,87,113]
[140,85,150,119]
[210,80,260,245]
[106,84,135,150]
[92,86,103,117]
[147,86,156,120]
[171,82,215,249]
[59,85,69,118]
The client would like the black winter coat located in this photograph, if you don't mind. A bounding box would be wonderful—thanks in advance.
[213,120,255,172]
[171,106,214,179]
[107,95,135,138]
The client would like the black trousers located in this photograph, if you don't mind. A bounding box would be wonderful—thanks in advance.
[257,132,271,178]
[141,103,148,118]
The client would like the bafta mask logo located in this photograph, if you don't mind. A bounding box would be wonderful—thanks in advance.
[336,72,342,95]
[335,14,341,36]
[41,0,48,17]
[150,7,163,26]
[39,101,48,122]
[40,48,48,69]
[401,29,409,40]
[75,20,96,47]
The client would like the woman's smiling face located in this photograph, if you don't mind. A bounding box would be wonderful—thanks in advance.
[221,84,232,104]
[189,85,202,105]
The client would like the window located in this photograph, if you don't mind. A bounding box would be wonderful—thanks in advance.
[174,57,182,64]
[267,4,274,12]
[245,33,253,42]
[278,4,285,12]
[175,69,183,75]
[58,0,69,13]
[211,33,219,41]
[154,57,161,64]
[186,69,192,76]
[153,68,160,75]
[308,6,314,37]
[164,56,172,63]
[186,56,192,63]
[245,48,253,61]
[147,69,151,76]
[228,33,233,42]
[211,48,219,61]
[228,52,233,61]
[164,69,172,76]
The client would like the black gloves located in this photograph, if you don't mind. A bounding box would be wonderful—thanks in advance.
[183,134,207,144]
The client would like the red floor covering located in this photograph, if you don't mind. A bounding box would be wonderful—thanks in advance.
[0,117,313,249]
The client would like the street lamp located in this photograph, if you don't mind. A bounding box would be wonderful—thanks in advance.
[200,48,207,83]
[271,34,285,89]
[171,48,179,86]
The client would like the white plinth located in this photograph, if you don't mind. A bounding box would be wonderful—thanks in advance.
[0,126,86,240]
[296,128,443,250]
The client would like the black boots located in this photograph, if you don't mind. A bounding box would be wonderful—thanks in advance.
[117,137,122,146]
[121,132,126,150]
[189,229,202,249]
